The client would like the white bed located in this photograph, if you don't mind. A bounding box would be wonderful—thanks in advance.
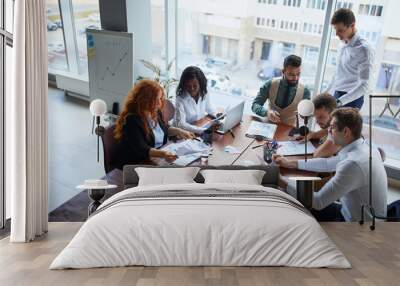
[50,183,351,269]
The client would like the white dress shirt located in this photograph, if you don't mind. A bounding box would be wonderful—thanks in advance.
[149,120,165,148]
[174,92,217,134]
[327,32,374,106]
[297,138,387,222]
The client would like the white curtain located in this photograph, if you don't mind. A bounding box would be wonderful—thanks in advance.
[7,0,48,242]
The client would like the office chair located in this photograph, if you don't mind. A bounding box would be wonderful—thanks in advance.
[162,98,175,123]
[100,124,119,174]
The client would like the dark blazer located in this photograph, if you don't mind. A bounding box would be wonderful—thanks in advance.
[115,111,169,170]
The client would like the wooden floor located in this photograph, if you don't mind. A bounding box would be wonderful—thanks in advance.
[0,223,399,286]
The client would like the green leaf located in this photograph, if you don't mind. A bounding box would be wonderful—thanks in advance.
[139,59,161,80]
[167,57,176,72]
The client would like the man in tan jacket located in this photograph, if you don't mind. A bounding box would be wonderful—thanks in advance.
[252,55,311,126]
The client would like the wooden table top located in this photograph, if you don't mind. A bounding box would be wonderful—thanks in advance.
[151,115,317,177]
[233,116,317,177]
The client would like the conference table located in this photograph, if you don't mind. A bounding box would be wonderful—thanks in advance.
[182,115,318,178]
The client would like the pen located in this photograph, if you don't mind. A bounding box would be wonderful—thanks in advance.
[252,144,264,149]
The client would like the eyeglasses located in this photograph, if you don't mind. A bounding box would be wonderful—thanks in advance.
[328,123,340,131]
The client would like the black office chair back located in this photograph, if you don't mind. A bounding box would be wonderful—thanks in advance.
[100,124,118,174]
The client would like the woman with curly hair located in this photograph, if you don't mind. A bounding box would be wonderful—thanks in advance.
[114,80,194,169]
[174,66,221,134]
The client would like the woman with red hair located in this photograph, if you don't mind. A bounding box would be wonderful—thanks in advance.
[114,80,194,169]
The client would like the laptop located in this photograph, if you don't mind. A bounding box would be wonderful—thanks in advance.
[216,101,245,134]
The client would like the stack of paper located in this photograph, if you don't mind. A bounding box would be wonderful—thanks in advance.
[173,153,203,166]
[161,139,211,166]
[162,139,210,156]
[246,121,277,139]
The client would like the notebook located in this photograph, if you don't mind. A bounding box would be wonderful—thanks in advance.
[245,121,277,139]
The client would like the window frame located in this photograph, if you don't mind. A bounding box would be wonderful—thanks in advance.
[47,0,400,175]
[0,0,13,230]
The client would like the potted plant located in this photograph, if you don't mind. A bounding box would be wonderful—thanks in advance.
[138,58,178,99]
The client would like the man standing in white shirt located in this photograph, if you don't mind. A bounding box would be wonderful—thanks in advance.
[273,108,387,222]
[326,8,374,109]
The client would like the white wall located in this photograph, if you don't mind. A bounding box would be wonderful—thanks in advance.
[381,0,400,38]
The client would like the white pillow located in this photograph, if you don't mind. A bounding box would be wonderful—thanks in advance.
[200,169,266,185]
[135,167,200,186]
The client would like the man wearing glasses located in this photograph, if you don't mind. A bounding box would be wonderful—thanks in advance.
[325,8,374,109]
[295,93,341,158]
[273,108,387,222]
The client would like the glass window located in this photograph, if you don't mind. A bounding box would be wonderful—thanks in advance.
[71,0,100,74]
[1,0,14,226]
[261,41,272,60]
[371,5,377,16]
[177,0,327,110]
[365,5,371,15]
[281,42,295,58]
[5,0,14,33]
[5,44,12,220]
[303,46,319,64]
[46,0,68,71]
[377,6,383,17]
[0,29,3,229]
[214,36,223,58]
[323,1,400,161]
[360,4,366,14]
[327,49,337,67]
[151,0,166,72]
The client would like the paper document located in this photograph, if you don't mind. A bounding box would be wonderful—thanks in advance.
[276,141,316,156]
[173,153,203,166]
[161,139,211,166]
[246,121,277,139]
[224,145,241,154]
[162,139,210,156]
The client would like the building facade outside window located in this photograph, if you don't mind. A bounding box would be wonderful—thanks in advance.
[46,0,68,71]
[46,0,400,163]
[150,0,166,73]
[177,0,328,103]
[71,0,100,74]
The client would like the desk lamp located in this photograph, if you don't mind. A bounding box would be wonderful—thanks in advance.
[297,99,314,162]
[90,99,107,162]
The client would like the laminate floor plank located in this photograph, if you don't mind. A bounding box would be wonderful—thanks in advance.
[0,222,399,286]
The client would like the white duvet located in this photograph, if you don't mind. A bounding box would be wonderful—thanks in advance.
[50,183,351,269]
